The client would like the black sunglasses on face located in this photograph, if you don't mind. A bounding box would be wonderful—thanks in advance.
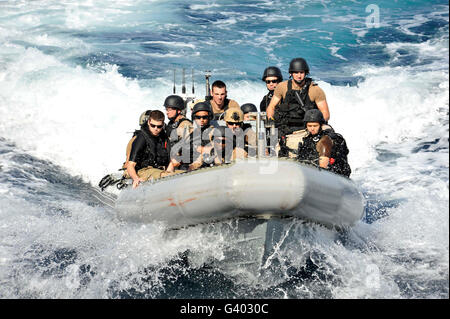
[226,122,242,127]
[194,115,209,120]
[265,80,278,84]
[149,123,163,129]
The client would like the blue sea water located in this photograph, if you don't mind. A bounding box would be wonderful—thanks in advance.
[0,0,448,299]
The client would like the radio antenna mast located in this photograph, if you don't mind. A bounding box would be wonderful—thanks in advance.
[182,68,186,95]
[191,69,195,94]
[204,70,211,100]
[173,69,176,94]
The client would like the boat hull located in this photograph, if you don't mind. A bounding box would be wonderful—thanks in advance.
[114,159,364,229]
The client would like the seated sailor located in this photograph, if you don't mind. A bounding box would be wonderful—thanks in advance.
[240,103,258,121]
[223,108,257,157]
[166,101,216,172]
[125,110,171,188]
[297,109,351,177]
[207,126,248,165]
[210,80,240,120]
[163,94,193,149]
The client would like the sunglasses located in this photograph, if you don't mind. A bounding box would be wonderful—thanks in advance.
[265,80,279,84]
[226,122,242,127]
[149,123,163,129]
[194,115,210,120]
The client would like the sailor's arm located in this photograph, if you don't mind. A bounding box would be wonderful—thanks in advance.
[266,95,281,119]
[126,161,145,188]
[312,86,330,122]
[316,99,330,122]
[126,135,147,188]
[166,132,191,172]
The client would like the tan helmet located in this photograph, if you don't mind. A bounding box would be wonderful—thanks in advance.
[223,108,244,123]
[139,110,152,126]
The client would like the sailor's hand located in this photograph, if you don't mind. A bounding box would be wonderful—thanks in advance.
[266,107,275,120]
[319,156,330,169]
[132,177,145,189]
[196,145,204,153]
[166,162,175,173]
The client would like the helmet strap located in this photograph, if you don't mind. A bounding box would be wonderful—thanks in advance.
[293,78,306,86]
[168,109,182,121]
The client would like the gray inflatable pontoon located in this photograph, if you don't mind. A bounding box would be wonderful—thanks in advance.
[113,158,364,229]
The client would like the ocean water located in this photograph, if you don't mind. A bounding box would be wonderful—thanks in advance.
[0,0,448,299]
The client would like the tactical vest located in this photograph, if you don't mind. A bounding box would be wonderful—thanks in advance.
[298,130,351,177]
[259,91,273,112]
[297,130,327,162]
[166,117,192,147]
[213,99,232,121]
[136,129,169,171]
[274,78,318,136]
[177,126,213,170]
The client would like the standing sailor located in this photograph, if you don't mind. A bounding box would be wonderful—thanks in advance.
[259,66,283,112]
[265,58,331,158]
[266,57,330,124]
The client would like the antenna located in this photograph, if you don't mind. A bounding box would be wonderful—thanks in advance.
[173,69,176,94]
[205,70,211,100]
[182,68,186,95]
[191,68,195,94]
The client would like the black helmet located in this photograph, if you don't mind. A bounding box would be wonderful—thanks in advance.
[289,58,310,74]
[191,101,213,120]
[303,109,324,124]
[262,66,283,82]
[164,95,185,110]
[240,103,258,114]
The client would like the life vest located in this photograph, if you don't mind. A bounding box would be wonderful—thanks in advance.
[274,78,318,136]
[326,131,351,177]
[133,128,169,171]
[297,130,326,161]
[297,129,351,177]
[213,99,233,120]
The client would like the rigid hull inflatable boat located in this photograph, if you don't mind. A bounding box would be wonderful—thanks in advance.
[111,158,364,229]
